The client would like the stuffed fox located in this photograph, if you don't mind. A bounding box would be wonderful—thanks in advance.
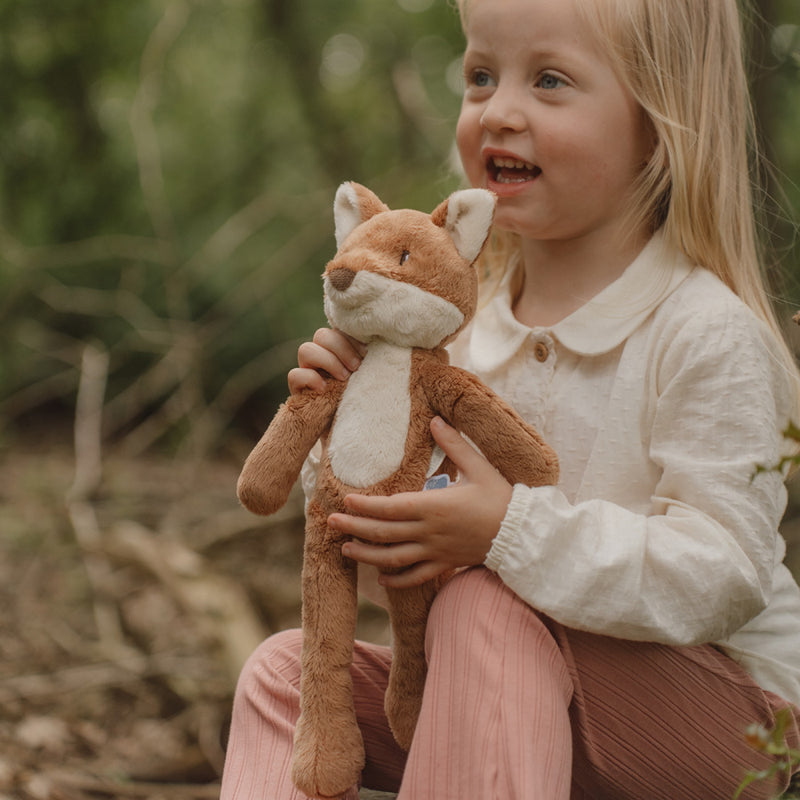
[237,182,559,799]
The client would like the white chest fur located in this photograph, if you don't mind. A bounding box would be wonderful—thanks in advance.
[329,341,412,488]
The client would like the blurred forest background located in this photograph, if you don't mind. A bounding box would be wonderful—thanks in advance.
[0,0,799,798]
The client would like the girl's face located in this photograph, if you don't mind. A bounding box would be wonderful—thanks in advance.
[456,0,652,246]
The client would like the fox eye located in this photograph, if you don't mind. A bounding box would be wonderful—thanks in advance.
[400,249,410,265]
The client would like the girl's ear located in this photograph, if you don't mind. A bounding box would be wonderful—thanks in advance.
[431,188,496,264]
[333,182,390,249]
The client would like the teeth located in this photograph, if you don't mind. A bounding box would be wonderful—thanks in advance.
[492,156,535,170]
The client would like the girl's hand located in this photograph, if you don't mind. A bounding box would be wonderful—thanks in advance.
[288,328,367,395]
[332,417,513,589]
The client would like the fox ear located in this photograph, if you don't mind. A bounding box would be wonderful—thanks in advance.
[334,182,390,249]
[431,188,496,264]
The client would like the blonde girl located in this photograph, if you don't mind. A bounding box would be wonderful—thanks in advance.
[220,0,800,797]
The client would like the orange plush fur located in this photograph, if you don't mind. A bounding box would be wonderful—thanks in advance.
[237,183,558,799]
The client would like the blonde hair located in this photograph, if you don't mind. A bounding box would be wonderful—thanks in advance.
[459,0,800,405]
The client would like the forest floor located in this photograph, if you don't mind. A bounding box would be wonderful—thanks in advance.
[2,427,799,800]
[0,428,391,800]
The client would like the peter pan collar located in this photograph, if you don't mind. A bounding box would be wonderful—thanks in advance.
[469,230,694,371]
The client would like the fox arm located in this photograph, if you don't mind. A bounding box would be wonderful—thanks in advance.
[422,362,559,488]
[237,383,344,516]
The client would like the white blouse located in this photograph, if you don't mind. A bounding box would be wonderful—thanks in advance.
[448,232,800,705]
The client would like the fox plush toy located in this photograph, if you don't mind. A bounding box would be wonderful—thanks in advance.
[237,182,559,799]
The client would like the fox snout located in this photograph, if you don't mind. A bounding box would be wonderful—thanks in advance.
[327,267,356,291]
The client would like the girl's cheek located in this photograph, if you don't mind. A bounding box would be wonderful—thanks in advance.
[455,114,469,156]
[455,113,482,183]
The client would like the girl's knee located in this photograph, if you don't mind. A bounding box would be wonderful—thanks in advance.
[428,566,539,643]
[236,628,304,700]
[428,567,561,650]
[431,567,494,613]
[425,567,573,704]
[430,566,509,620]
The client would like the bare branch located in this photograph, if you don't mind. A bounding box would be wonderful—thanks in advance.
[0,368,77,426]
[182,192,280,278]
[186,338,302,457]
[40,281,171,342]
[11,235,174,271]
[69,343,109,502]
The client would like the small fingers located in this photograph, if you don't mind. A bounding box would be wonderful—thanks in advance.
[288,366,327,394]
[431,416,505,485]
[296,341,350,381]
[342,539,445,588]
[289,329,366,393]
[342,539,424,570]
[337,330,369,359]
[311,328,365,371]
[329,509,420,541]
[343,492,424,522]
[430,416,477,461]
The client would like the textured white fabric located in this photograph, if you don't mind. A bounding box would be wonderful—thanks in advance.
[449,232,800,705]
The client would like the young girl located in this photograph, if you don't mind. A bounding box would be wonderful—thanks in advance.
[221,0,800,797]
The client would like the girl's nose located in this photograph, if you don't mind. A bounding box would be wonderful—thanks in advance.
[479,87,527,133]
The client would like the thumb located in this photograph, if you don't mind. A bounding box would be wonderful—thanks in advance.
[431,416,497,482]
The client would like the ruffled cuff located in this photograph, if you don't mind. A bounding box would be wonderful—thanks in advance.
[484,483,531,572]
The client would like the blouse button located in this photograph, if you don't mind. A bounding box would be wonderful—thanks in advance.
[533,341,549,362]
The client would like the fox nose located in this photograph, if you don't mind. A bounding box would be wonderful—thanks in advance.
[328,267,356,291]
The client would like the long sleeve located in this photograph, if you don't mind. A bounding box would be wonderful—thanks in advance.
[484,278,792,647]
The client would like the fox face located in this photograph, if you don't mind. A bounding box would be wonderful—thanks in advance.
[323,183,496,349]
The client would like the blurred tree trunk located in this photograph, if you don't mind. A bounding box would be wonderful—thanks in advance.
[750,0,778,163]
[258,0,359,182]
[747,0,795,273]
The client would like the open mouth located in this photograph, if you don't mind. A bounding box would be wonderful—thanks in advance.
[489,156,542,184]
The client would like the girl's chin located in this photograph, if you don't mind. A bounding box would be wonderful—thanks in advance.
[491,209,553,241]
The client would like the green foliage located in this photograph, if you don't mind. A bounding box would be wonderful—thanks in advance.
[0,0,798,455]
[753,8,800,307]
[0,0,467,453]
[735,708,800,799]
[769,21,800,217]
[754,422,800,478]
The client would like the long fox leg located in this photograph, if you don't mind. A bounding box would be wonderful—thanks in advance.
[383,579,438,751]
[291,500,363,799]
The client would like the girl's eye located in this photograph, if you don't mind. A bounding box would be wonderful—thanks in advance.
[400,250,410,265]
[466,69,495,89]
[537,73,565,91]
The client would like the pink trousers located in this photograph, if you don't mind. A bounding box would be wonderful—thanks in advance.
[220,567,799,800]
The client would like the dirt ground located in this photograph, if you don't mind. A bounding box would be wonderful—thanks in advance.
[0,431,391,800]
[2,428,799,800]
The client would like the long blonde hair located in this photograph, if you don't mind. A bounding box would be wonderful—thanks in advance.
[459,0,800,400]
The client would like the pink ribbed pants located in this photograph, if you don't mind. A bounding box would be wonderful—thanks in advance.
[220,567,799,800]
